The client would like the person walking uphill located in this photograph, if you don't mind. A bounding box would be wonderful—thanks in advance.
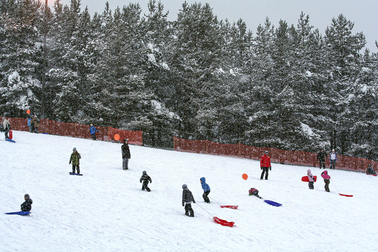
[182,184,195,217]
[317,149,327,169]
[121,139,131,170]
[140,171,152,192]
[69,147,81,174]
[200,177,211,203]
[321,170,331,192]
[260,151,271,180]
[89,124,99,140]
[307,169,315,189]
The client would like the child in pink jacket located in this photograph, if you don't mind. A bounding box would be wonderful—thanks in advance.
[321,170,331,192]
[307,169,315,189]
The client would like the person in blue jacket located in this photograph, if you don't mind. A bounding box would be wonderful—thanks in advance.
[27,117,32,132]
[89,124,99,140]
[200,177,211,203]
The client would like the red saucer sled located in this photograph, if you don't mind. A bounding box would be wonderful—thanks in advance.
[301,176,317,182]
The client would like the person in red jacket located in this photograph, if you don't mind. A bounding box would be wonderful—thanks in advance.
[260,150,271,180]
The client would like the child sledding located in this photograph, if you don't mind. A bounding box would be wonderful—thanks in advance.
[248,187,282,207]
[140,171,152,192]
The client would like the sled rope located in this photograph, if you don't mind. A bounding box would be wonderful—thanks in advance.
[196,202,214,217]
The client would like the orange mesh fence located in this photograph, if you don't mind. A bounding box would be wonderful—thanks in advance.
[172,136,378,172]
[1,117,142,146]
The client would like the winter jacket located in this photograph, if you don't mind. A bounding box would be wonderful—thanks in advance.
[69,151,81,166]
[317,151,327,161]
[89,126,98,135]
[21,198,33,211]
[122,143,131,159]
[200,177,210,192]
[31,116,39,128]
[307,169,315,182]
[140,174,152,184]
[330,152,337,161]
[2,118,10,131]
[249,188,259,196]
[182,188,195,205]
[260,154,271,168]
[366,167,376,175]
[321,170,331,180]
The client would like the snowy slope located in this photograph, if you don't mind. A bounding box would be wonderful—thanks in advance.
[1,131,378,252]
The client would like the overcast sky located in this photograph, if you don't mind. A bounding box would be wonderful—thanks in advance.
[56,0,378,52]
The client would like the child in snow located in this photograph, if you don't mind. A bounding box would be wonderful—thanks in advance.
[69,147,81,174]
[366,165,377,175]
[21,194,33,212]
[182,184,195,217]
[321,170,331,192]
[249,188,262,199]
[200,177,210,203]
[89,124,99,140]
[307,169,315,189]
[140,171,152,192]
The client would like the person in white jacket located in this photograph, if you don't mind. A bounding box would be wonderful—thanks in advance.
[330,149,337,169]
[2,117,11,139]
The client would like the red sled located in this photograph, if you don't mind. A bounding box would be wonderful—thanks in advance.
[220,205,238,210]
[302,176,317,182]
[213,217,234,227]
[9,130,13,140]
[367,174,377,176]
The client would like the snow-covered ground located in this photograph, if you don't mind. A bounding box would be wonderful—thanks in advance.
[1,131,377,252]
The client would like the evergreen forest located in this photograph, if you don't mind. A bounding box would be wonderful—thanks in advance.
[1,0,378,159]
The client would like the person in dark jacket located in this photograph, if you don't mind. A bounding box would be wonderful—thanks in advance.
[21,194,33,211]
[260,151,271,180]
[89,124,99,140]
[200,177,211,203]
[366,165,377,175]
[182,184,195,217]
[121,139,131,170]
[69,147,81,174]
[140,171,152,191]
[317,149,327,169]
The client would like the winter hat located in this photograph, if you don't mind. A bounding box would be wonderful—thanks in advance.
[182,184,188,189]
[307,169,312,175]
[265,150,269,154]
[143,171,147,175]
[24,194,30,199]
[73,147,77,152]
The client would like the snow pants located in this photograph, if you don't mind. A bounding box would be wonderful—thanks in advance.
[202,191,210,203]
[308,181,314,189]
[330,160,336,169]
[122,158,129,170]
[184,203,194,217]
[260,167,270,180]
[323,179,330,192]
[319,160,326,169]
[142,181,151,192]
[72,164,80,174]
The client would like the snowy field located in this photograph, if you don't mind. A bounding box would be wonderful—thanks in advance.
[1,131,378,252]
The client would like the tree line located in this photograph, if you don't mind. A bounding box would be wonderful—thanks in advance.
[1,0,378,159]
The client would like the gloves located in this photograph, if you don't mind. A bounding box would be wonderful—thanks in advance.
[260,167,262,170]
[270,166,272,171]
[69,162,71,165]
[182,203,184,206]
[193,200,196,204]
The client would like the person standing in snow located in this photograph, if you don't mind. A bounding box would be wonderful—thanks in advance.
[317,149,327,169]
[69,147,81,174]
[31,114,39,133]
[260,150,271,180]
[21,194,33,211]
[321,170,331,192]
[182,184,195,217]
[2,117,11,139]
[366,165,377,175]
[329,149,337,169]
[89,124,99,140]
[249,188,262,199]
[140,171,152,191]
[27,116,32,132]
[307,169,315,189]
[121,139,131,170]
[200,177,210,203]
